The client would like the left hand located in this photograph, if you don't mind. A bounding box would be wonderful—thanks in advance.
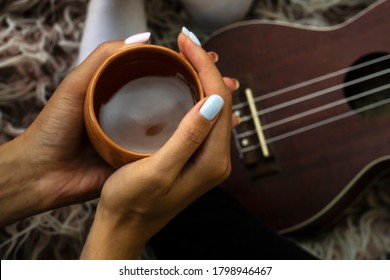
[0,41,131,226]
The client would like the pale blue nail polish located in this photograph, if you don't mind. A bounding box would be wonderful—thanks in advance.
[181,26,201,46]
[200,95,224,121]
[189,32,202,46]
[181,26,190,36]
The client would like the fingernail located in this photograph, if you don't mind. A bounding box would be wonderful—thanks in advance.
[181,26,201,46]
[200,95,224,121]
[124,32,151,45]
[181,26,190,36]
[189,32,202,46]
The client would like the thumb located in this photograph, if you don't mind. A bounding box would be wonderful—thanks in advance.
[153,94,224,174]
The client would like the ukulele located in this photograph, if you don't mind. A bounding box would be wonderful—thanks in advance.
[203,0,390,235]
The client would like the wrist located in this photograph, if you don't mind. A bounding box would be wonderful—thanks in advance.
[0,137,45,226]
[81,205,146,259]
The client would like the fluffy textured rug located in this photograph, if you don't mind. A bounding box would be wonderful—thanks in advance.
[0,0,389,259]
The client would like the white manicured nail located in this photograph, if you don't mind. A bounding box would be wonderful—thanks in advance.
[200,95,224,121]
[181,26,190,36]
[181,26,201,46]
[124,32,151,45]
[189,32,201,46]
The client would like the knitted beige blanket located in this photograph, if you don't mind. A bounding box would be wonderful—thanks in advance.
[0,0,389,259]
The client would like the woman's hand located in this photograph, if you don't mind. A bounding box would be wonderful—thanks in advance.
[81,30,237,259]
[0,34,152,226]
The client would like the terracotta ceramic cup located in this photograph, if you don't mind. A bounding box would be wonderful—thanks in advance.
[84,44,204,169]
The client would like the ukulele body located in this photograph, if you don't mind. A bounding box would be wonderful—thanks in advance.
[203,0,390,234]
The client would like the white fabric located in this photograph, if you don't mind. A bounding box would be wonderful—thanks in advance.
[179,0,254,31]
[77,0,148,64]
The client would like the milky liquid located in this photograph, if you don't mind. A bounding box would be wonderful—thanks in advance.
[99,75,195,153]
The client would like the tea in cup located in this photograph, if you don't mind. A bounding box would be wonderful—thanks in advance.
[84,44,204,168]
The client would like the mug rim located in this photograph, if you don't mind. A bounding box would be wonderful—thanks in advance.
[85,44,204,161]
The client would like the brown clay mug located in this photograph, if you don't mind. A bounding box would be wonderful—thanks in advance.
[84,44,204,169]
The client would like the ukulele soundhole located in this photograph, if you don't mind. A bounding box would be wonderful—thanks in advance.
[344,52,390,119]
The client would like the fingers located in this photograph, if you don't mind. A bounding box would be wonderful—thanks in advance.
[207,51,219,63]
[152,95,224,177]
[223,77,241,128]
[207,53,240,99]
[56,41,124,99]
[178,28,233,149]
[57,33,151,100]
[223,77,240,93]
[178,32,230,101]
[208,51,240,127]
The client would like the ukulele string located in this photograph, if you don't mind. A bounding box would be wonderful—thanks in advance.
[232,54,390,154]
[237,97,390,154]
[248,69,389,123]
[236,82,390,139]
[267,97,390,144]
[236,67,390,121]
[232,53,390,110]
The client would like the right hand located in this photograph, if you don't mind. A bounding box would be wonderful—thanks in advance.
[81,31,237,259]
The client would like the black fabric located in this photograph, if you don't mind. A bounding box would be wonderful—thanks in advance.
[149,187,318,260]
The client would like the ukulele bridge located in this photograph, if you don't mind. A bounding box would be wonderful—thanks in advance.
[244,88,270,158]
[232,82,278,179]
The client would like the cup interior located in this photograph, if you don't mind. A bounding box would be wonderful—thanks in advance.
[89,45,203,158]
